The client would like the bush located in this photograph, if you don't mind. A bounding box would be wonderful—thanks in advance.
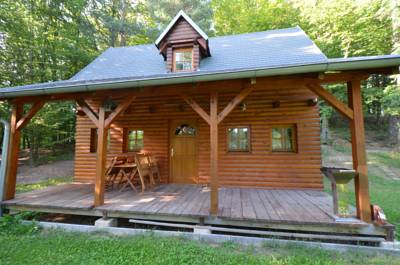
[0,212,40,236]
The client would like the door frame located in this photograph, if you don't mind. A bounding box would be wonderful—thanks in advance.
[168,119,199,184]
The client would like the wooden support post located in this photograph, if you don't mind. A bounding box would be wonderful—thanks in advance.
[210,92,218,215]
[94,106,107,206]
[347,80,372,222]
[4,104,23,200]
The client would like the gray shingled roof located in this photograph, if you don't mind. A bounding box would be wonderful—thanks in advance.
[1,26,400,98]
[72,27,327,81]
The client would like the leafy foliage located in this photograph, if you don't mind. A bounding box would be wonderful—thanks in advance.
[0,213,40,236]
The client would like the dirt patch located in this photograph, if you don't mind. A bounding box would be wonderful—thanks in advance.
[17,160,74,184]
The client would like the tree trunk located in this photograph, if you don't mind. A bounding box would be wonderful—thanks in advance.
[321,116,329,144]
[388,115,400,147]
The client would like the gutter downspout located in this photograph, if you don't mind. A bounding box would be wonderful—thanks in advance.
[0,119,10,217]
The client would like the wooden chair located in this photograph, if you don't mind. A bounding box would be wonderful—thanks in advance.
[146,154,161,184]
[135,153,155,192]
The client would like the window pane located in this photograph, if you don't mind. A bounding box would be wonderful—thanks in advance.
[127,130,144,151]
[272,126,295,152]
[174,50,192,71]
[175,124,196,136]
[228,127,249,151]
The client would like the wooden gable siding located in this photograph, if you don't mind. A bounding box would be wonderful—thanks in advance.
[74,85,322,190]
[165,18,201,42]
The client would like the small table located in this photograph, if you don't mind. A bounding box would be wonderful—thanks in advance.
[111,163,138,192]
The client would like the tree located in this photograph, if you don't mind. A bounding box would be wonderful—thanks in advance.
[212,0,300,35]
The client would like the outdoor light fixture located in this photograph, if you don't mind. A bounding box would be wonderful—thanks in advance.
[240,102,247,111]
[103,97,117,112]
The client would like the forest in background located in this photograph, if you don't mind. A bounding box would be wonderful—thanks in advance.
[0,0,399,165]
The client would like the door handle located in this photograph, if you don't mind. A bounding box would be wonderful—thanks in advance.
[171,148,174,157]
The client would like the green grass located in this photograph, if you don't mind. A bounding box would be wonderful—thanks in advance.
[16,177,72,193]
[0,229,399,265]
[369,151,400,169]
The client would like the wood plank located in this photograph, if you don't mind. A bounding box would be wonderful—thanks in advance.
[4,103,22,200]
[347,80,371,222]
[241,188,257,220]
[209,92,219,215]
[76,98,99,127]
[94,106,107,206]
[248,188,271,220]
[16,101,45,130]
[104,96,136,128]
[217,82,255,123]
[230,188,242,219]
[307,83,354,120]
[180,94,210,124]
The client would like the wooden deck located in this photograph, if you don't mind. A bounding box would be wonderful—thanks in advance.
[2,183,341,224]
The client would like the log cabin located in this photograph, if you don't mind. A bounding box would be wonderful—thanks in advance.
[1,10,399,241]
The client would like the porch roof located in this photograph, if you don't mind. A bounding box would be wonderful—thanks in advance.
[1,26,400,99]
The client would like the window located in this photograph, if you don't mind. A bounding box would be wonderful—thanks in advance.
[227,127,250,152]
[271,124,297,152]
[90,128,97,153]
[175,124,196,136]
[173,48,193,71]
[124,129,144,152]
[89,128,110,153]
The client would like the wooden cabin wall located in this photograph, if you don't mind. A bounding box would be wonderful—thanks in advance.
[74,84,323,190]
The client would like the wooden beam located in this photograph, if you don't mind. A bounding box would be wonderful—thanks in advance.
[76,98,99,127]
[209,92,218,215]
[4,103,23,200]
[347,80,372,222]
[217,82,255,124]
[104,96,136,128]
[180,94,210,125]
[16,101,45,130]
[94,106,107,206]
[306,83,354,120]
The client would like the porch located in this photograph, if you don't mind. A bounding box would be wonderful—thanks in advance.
[2,182,371,226]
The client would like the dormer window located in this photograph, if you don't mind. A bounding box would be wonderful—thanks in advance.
[173,48,193,72]
[155,10,210,73]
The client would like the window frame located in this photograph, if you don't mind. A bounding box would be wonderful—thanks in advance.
[226,126,251,153]
[123,128,144,153]
[271,124,297,153]
[172,47,193,72]
[89,128,111,153]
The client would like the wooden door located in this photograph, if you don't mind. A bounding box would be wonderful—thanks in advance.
[170,120,198,184]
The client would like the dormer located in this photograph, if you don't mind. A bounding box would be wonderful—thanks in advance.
[155,10,211,72]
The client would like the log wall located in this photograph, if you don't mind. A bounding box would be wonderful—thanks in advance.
[74,84,323,189]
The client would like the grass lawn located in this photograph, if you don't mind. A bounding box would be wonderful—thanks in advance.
[16,177,72,193]
[0,229,399,265]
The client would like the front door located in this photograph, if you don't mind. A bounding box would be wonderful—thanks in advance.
[170,120,198,183]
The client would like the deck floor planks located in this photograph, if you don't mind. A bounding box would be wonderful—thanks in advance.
[248,188,271,220]
[2,183,344,224]
[180,185,206,216]
[241,188,257,220]
[230,188,242,219]
[261,189,286,221]
[255,189,277,220]
[275,189,314,222]
[290,190,333,222]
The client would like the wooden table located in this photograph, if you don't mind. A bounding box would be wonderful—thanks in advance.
[111,163,139,192]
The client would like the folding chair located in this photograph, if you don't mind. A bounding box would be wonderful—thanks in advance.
[135,153,155,192]
[147,154,161,184]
